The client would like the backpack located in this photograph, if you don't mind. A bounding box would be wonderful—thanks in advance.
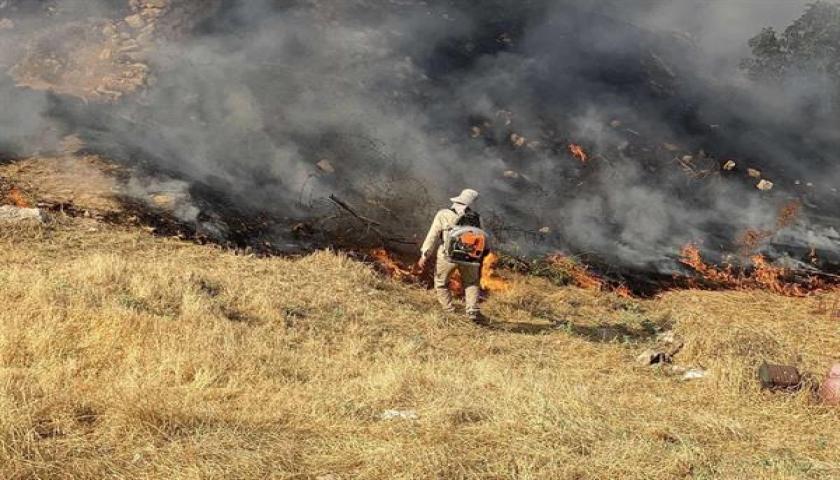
[443,208,488,264]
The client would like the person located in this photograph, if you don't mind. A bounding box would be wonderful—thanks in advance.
[418,188,488,323]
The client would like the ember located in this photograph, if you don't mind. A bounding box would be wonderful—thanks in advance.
[568,144,588,163]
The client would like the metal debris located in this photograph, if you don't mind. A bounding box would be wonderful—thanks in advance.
[758,362,801,390]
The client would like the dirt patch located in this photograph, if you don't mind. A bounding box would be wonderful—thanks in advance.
[0,154,124,214]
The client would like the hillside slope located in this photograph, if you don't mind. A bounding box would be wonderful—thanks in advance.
[0,218,839,479]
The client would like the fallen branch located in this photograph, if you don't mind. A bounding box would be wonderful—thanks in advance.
[328,194,416,246]
[328,194,381,226]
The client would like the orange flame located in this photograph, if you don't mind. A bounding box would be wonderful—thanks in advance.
[548,255,603,290]
[679,243,824,297]
[569,144,588,163]
[369,248,418,281]
[450,270,463,294]
[369,248,511,294]
[481,252,511,292]
[6,187,30,208]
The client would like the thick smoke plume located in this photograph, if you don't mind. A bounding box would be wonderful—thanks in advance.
[1,0,839,275]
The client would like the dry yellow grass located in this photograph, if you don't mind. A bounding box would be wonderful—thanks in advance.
[1,218,839,479]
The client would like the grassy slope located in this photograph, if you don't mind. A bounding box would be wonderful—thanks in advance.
[0,218,838,479]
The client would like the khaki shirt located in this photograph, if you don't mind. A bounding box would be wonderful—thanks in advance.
[421,208,484,258]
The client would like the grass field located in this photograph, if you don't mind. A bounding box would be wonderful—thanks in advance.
[1,218,838,479]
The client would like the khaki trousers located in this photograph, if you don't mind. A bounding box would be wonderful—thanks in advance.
[434,251,480,314]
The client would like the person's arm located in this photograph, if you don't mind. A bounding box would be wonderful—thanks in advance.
[419,211,443,264]
[421,211,443,258]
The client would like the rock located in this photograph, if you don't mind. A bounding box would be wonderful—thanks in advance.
[510,133,526,148]
[819,363,840,406]
[636,349,671,366]
[502,170,520,179]
[0,206,45,223]
[539,226,551,234]
[747,168,761,178]
[316,159,335,174]
[756,179,774,191]
[102,23,118,37]
[662,142,680,152]
[655,331,685,357]
[682,368,707,381]
[380,409,418,421]
[470,126,482,138]
[610,119,622,128]
[125,14,145,29]
[722,160,736,171]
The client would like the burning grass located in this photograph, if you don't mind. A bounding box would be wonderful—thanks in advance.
[368,249,512,293]
[1,218,838,479]
[679,244,832,297]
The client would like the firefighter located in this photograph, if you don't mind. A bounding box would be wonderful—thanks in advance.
[418,188,488,323]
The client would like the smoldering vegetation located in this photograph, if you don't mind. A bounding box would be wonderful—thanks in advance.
[1,0,839,275]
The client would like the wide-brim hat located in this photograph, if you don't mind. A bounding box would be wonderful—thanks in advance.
[450,188,479,206]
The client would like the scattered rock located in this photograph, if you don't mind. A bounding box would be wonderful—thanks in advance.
[380,409,418,421]
[662,142,680,152]
[0,17,14,30]
[502,170,520,179]
[316,159,335,174]
[0,205,45,223]
[539,226,551,234]
[722,160,736,171]
[470,126,482,138]
[756,179,774,191]
[747,168,761,178]
[510,133,526,148]
[610,119,622,128]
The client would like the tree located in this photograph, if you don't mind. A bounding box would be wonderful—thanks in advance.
[742,1,840,84]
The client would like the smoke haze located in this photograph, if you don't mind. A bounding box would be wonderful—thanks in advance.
[1,0,839,273]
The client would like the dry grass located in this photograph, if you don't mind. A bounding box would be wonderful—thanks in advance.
[1,218,839,479]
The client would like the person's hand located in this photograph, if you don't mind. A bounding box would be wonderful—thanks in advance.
[417,255,428,271]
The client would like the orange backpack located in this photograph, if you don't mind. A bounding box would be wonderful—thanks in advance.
[444,222,488,264]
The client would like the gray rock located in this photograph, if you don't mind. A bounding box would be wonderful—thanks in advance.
[0,206,45,223]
